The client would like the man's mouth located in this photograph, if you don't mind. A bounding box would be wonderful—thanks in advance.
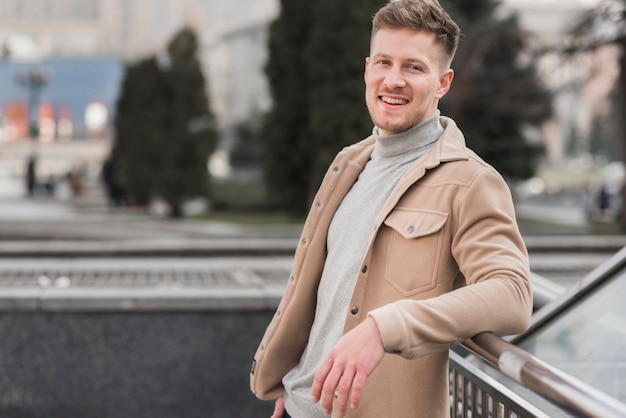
[380,96,408,105]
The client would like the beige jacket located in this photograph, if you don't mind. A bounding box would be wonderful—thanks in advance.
[250,117,532,417]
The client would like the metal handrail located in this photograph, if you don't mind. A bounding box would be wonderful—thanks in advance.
[465,332,626,418]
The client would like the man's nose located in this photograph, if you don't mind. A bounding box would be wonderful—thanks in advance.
[383,67,406,88]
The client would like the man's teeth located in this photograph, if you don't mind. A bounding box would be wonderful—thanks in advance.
[382,96,408,105]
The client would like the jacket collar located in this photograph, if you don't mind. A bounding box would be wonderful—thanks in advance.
[418,116,468,168]
[342,115,469,190]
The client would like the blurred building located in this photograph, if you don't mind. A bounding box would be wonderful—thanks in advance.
[0,0,202,59]
[0,58,123,141]
[501,0,618,165]
[0,0,278,146]
[199,0,278,152]
[502,0,601,41]
[1,0,615,168]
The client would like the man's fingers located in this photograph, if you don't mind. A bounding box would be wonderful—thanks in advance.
[319,366,344,414]
[334,367,356,416]
[311,357,333,403]
[312,318,386,415]
[350,369,368,410]
[270,396,284,418]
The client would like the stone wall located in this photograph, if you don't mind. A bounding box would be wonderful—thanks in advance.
[0,310,274,417]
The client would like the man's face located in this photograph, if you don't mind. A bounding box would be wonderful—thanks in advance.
[364,27,454,136]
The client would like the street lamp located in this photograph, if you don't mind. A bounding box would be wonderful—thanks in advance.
[15,66,49,197]
[14,66,49,140]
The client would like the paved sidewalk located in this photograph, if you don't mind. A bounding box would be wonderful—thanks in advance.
[0,196,303,241]
[0,183,300,312]
[1,182,625,314]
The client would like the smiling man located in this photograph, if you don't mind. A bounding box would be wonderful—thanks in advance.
[250,1,533,417]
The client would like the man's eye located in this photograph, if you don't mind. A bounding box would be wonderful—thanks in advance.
[408,65,423,72]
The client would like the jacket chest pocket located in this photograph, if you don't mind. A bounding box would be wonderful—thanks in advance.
[382,208,448,296]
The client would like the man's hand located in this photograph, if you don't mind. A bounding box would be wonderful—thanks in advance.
[311,316,385,416]
[270,396,285,418]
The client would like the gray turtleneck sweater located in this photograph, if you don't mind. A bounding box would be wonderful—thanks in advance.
[283,111,444,418]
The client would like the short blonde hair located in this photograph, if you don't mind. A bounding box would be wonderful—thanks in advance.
[372,0,461,65]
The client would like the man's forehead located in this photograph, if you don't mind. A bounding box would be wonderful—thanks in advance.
[369,27,446,66]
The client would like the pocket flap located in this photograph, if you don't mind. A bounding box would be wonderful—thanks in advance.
[383,208,448,239]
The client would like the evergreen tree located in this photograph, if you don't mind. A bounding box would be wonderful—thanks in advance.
[113,57,168,206]
[158,28,217,218]
[230,114,264,168]
[262,0,386,217]
[440,0,552,180]
[440,0,500,30]
[261,0,315,216]
[262,0,550,216]
[113,27,217,217]
[304,0,388,198]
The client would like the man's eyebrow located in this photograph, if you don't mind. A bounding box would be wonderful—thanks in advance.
[371,53,429,65]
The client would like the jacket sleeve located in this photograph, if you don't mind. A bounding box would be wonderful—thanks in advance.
[368,167,532,359]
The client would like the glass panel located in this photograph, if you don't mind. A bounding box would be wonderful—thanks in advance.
[519,266,626,403]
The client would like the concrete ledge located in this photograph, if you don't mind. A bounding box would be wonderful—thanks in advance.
[2,235,623,258]
[0,257,291,311]
[0,286,286,312]
[0,237,298,257]
[523,235,626,253]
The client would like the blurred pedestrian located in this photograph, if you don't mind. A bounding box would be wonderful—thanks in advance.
[25,155,37,197]
[43,174,56,198]
[250,1,532,417]
[66,169,84,197]
[101,155,126,207]
[598,183,610,214]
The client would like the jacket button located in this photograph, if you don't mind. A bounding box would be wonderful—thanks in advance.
[361,265,367,273]
[333,166,339,172]
[407,226,415,233]
[350,306,359,315]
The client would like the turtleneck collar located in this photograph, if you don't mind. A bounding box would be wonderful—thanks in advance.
[372,110,443,159]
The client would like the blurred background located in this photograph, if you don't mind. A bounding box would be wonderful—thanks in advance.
[0,0,623,230]
[1,1,626,417]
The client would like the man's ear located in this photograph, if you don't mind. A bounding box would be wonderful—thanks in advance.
[436,69,454,99]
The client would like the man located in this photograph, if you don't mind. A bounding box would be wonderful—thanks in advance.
[250,1,533,417]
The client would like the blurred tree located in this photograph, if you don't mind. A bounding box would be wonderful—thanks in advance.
[262,0,550,217]
[230,113,264,168]
[113,27,217,217]
[262,0,386,217]
[304,0,388,202]
[261,0,314,216]
[440,0,500,30]
[440,0,552,180]
[565,0,626,227]
[113,57,167,206]
[158,28,217,218]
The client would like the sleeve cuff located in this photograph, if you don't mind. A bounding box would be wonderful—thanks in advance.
[368,304,410,355]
